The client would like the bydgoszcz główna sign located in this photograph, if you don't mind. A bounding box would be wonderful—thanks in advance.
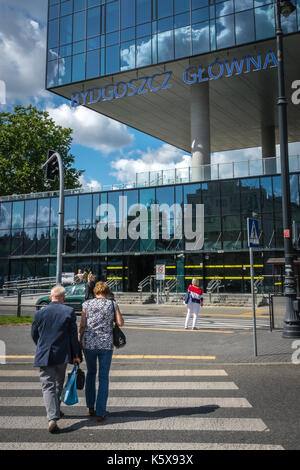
[71,49,278,107]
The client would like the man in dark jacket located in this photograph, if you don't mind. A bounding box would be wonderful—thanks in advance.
[31,285,82,433]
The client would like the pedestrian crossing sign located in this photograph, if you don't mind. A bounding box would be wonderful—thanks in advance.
[247,218,260,248]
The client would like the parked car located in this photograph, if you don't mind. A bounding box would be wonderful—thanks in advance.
[35,284,86,313]
[35,283,114,313]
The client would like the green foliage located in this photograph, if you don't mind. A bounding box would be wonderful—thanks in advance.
[0,105,83,196]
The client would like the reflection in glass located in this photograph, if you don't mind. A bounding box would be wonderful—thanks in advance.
[121,0,135,29]
[72,53,86,82]
[78,194,92,226]
[157,0,173,19]
[0,203,12,230]
[60,15,72,45]
[192,21,210,54]
[58,57,71,85]
[175,0,190,14]
[50,198,59,226]
[24,200,37,228]
[175,26,191,59]
[216,0,234,17]
[240,178,260,214]
[48,19,59,49]
[106,45,120,74]
[136,36,152,67]
[235,0,253,12]
[73,11,86,42]
[23,228,37,255]
[158,31,174,63]
[106,1,120,33]
[87,49,100,78]
[11,230,23,256]
[65,196,78,226]
[255,4,275,40]
[235,10,255,44]
[121,41,135,70]
[12,201,24,229]
[87,7,100,38]
[136,0,152,24]
[37,228,50,255]
[192,7,209,23]
[0,230,10,256]
[216,14,235,49]
[281,8,297,34]
[47,59,59,87]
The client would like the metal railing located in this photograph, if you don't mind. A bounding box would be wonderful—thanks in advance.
[106,278,122,292]
[1,155,300,203]
[136,155,300,188]
[3,277,56,291]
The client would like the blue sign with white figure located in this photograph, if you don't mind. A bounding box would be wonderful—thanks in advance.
[247,218,260,248]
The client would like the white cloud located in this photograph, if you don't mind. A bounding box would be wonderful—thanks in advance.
[110,144,192,183]
[0,1,49,105]
[47,104,134,154]
[79,175,103,192]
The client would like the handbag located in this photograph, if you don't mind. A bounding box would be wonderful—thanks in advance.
[60,364,79,406]
[112,301,126,349]
[76,364,85,390]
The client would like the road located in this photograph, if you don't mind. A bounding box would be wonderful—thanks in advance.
[0,316,299,451]
[0,361,299,450]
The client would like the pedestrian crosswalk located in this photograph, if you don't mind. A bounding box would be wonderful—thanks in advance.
[123,314,269,331]
[0,365,283,450]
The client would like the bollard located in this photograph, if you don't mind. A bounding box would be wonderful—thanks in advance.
[17,290,22,318]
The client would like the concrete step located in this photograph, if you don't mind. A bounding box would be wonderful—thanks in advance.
[113,292,268,306]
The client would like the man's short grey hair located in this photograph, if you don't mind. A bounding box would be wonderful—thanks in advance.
[51,286,66,298]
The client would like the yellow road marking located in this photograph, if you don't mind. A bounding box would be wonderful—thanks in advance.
[1,355,216,360]
[112,355,216,360]
[0,356,34,359]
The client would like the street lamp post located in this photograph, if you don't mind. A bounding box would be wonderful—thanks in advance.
[275,0,300,337]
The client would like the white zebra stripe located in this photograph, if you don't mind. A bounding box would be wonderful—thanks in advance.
[0,381,237,390]
[0,416,268,432]
[0,442,284,450]
[0,369,228,377]
[0,396,250,407]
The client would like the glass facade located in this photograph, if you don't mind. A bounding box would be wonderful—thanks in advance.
[47,0,300,87]
[1,173,299,292]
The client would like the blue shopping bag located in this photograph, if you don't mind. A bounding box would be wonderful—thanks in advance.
[61,364,78,406]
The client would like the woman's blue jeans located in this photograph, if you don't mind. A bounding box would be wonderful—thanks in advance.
[83,348,113,417]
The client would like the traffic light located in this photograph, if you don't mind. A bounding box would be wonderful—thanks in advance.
[44,150,59,182]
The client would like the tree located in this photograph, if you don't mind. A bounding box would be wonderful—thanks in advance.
[0,105,83,196]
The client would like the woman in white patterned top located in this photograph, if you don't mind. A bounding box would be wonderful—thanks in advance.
[79,281,124,422]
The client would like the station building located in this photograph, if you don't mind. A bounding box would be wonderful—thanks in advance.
[1,0,300,292]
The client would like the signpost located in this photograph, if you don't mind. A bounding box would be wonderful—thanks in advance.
[247,218,260,357]
[156,265,165,304]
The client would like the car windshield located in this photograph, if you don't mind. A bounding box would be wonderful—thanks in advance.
[65,285,74,295]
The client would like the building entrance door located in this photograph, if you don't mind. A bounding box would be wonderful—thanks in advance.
[127,255,155,291]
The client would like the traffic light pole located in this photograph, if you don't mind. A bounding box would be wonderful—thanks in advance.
[42,152,64,286]
[275,1,300,337]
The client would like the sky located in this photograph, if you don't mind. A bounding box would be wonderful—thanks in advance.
[0,0,299,192]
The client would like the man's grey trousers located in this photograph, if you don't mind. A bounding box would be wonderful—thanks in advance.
[39,364,67,422]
